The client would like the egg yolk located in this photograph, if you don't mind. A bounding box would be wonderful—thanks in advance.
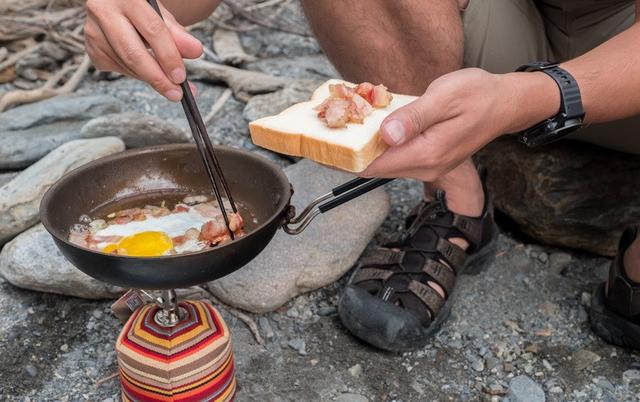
[102,231,173,257]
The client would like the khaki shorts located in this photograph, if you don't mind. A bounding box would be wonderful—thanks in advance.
[462,0,638,153]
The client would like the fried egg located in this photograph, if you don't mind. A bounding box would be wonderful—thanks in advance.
[94,208,210,257]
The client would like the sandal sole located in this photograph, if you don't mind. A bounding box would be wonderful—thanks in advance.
[590,283,640,350]
[338,224,499,352]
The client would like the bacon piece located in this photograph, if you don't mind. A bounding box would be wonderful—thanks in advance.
[371,84,393,108]
[355,82,375,104]
[110,216,132,225]
[185,228,201,240]
[91,235,123,244]
[199,213,244,245]
[69,231,89,248]
[173,204,190,213]
[193,202,222,218]
[324,99,350,128]
[144,205,171,217]
[348,93,373,124]
[329,83,354,99]
[115,208,141,218]
[172,235,187,246]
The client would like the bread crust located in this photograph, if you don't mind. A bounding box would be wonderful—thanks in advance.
[249,121,388,173]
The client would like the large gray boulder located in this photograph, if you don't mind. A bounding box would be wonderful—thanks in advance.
[0,94,122,169]
[0,137,125,245]
[80,112,190,147]
[0,224,124,299]
[476,136,640,256]
[208,160,390,313]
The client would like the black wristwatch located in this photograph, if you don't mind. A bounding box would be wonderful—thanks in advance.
[515,62,585,147]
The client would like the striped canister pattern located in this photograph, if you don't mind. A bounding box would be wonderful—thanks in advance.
[116,300,237,401]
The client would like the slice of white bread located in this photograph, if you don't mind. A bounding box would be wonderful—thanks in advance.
[249,79,417,173]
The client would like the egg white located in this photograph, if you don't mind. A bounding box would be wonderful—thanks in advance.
[94,208,209,240]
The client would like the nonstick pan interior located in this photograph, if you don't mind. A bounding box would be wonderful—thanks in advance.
[40,144,292,289]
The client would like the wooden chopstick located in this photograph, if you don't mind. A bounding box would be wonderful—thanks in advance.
[147,0,238,240]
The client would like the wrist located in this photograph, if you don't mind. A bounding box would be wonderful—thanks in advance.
[498,71,561,134]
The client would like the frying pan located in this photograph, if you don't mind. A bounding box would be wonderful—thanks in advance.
[40,144,390,290]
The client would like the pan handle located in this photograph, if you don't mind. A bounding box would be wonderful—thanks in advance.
[283,177,394,235]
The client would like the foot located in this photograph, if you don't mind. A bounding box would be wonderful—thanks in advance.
[590,227,640,350]
[338,170,497,352]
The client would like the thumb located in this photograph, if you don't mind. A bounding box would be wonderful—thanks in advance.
[380,95,437,146]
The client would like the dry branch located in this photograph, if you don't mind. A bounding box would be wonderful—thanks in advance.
[185,58,288,102]
[204,88,232,125]
[0,53,90,112]
[0,41,40,72]
[212,28,253,66]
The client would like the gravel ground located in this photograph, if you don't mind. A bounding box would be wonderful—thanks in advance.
[1,20,640,402]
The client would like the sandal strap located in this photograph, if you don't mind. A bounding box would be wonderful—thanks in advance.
[353,268,394,284]
[451,215,482,249]
[435,238,466,271]
[408,280,445,317]
[360,249,405,267]
[422,259,456,297]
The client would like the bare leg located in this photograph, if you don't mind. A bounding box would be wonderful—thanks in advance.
[301,0,484,218]
[623,236,640,283]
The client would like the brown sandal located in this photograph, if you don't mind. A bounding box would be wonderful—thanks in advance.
[338,175,498,352]
[590,226,640,350]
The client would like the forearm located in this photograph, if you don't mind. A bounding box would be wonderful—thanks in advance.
[162,0,222,25]
[498,19,640,137]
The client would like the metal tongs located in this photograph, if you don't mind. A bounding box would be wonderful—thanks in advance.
[148,0,238,240]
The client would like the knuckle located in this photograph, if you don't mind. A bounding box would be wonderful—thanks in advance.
[145,19,166,37]
[406,107,423,133]
[121,45,143,64]
[148,75,168,91]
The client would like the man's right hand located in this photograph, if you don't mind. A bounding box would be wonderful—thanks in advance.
[84,0,204,102]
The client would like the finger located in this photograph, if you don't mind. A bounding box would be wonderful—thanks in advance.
[99,15,183,101]
[379,93,442,146]
[188,81,198,97]
[86,21,140,78]
[126,1,187,84]
[363,135,434,178]
[157,2,203,59]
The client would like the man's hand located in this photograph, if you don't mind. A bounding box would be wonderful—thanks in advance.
[363,68,560,181]
[84,0,204,102]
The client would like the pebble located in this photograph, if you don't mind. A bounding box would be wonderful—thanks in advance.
[348,363,363,378]
[622,369,640,384]
[287,338,307,356]
[316,306,337,316]
[537,252,548,264]
[25,365,38,377]
[259,317,275,339]
[92,309,103,319]
[549,252,572,274]
[572,349,601,371]
[60,344,69,352]
[471,357,485,372]
[507,375,545,402]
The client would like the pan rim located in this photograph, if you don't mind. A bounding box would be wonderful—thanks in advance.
[39,143,292,261]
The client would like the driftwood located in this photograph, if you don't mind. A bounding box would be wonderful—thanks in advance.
[185,58,288,102]
[0,7,84,42]
[204,88,232,125]
[0,54,90,112]
[212,28,254,66]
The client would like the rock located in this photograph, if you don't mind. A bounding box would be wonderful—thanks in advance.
[506,375,545,402]
[348,363,363,378]
[24,365,38,377]
[80,112,190,148]
[335,394,368,402]
[0,224,124,299]
[287,338,306,356]
[243,79,324,121]
[316,306,337,316]
[207,159,390,313]
[622,369,640,384]
[0,171,18,187]
[258,317,275,340]
[475,137,640,256]
[0,137,125,245]
[0,94,122,169]
[571,349,601,371]
[549,252,572,274]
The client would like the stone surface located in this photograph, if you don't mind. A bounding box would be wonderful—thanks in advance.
[507,375,545,402]
[208,159,390,313]
[0,94,121,169]
[0,171,18,187]
[0,224,124,299]
[0,137,125,245]
[476,136,640,256]
[80,112,190,148]
[243,79,323,122]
